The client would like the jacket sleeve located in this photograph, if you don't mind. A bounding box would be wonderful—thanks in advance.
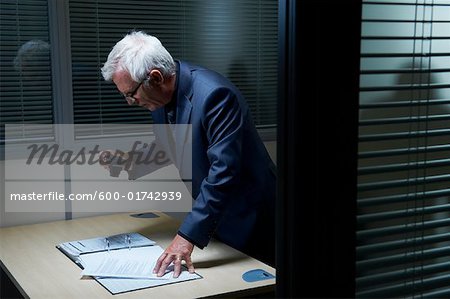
[178,87,245,248]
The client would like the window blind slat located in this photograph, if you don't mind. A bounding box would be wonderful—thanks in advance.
[358,203,450,223]
[359,128,450,142]
[357,274,450,298]
[358,173,450,191]
[358,189,450,207]
[358,157,450,175]
[360,98,450,108]
[360,83,450,91]
[359,114,450,125]
[421,287,450,298]
[357,246,450,272]
[358,217,450,240]
[359,144,450,158]
[357,260,450,289]
[357,232,450,256]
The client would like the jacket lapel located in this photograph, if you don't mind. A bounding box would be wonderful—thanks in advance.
[151,62,193,177]
[175,62,193,179]
[175,61,193,125]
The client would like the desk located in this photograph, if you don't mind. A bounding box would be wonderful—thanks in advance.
[0,212,275,298]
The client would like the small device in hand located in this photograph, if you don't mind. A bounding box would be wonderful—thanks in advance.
[100,152,129,177]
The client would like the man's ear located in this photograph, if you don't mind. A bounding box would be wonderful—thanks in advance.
[148,69,164,85]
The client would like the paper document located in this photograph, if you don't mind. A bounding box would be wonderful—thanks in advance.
[57,233,202,294]
[81,246,180,279]
[95,268,202,295]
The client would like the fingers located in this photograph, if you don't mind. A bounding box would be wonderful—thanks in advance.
[173,256,182,278]
[153,253,194,278]
[157,254,174,277]
[153,252,167,274]
[154,235,195,278]
[185,255,195,274]
[99,150,113,173]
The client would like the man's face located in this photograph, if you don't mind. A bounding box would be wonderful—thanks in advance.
[112,70,169,111]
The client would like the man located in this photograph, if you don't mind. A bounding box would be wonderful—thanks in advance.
[101,31,276,277]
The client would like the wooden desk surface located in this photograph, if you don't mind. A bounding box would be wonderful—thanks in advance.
[0,212,275,298]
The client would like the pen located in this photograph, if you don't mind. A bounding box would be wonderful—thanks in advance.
[126,234,131,250]
[105,237,110,253]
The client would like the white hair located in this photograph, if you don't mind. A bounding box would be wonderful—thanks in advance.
[101,31,175,82]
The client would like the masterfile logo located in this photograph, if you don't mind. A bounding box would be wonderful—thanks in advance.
[25,141,170,169]
[4,124,193,213]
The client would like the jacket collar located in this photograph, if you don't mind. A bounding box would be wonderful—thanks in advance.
[151,61,193,124]
[174,60,193,124]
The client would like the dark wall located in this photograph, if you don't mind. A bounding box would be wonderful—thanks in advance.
[277,0,362,297]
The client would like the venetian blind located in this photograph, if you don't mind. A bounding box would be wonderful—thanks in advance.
[357,0,450,297]
[68,0,278,138]
[0,0,54,143]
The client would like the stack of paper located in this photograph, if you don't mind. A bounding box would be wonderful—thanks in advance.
[79,245,202,294]
[57,233,202,294]
[81,246,171,279]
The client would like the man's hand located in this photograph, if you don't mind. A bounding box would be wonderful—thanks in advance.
[99,150,130,177]
[153,234,195,278]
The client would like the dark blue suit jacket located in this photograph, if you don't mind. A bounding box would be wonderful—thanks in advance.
[150,61,276,252]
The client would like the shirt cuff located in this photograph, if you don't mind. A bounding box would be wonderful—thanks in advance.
[177,231,204,249]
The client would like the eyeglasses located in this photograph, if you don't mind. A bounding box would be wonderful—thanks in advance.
[122,81,143,105]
